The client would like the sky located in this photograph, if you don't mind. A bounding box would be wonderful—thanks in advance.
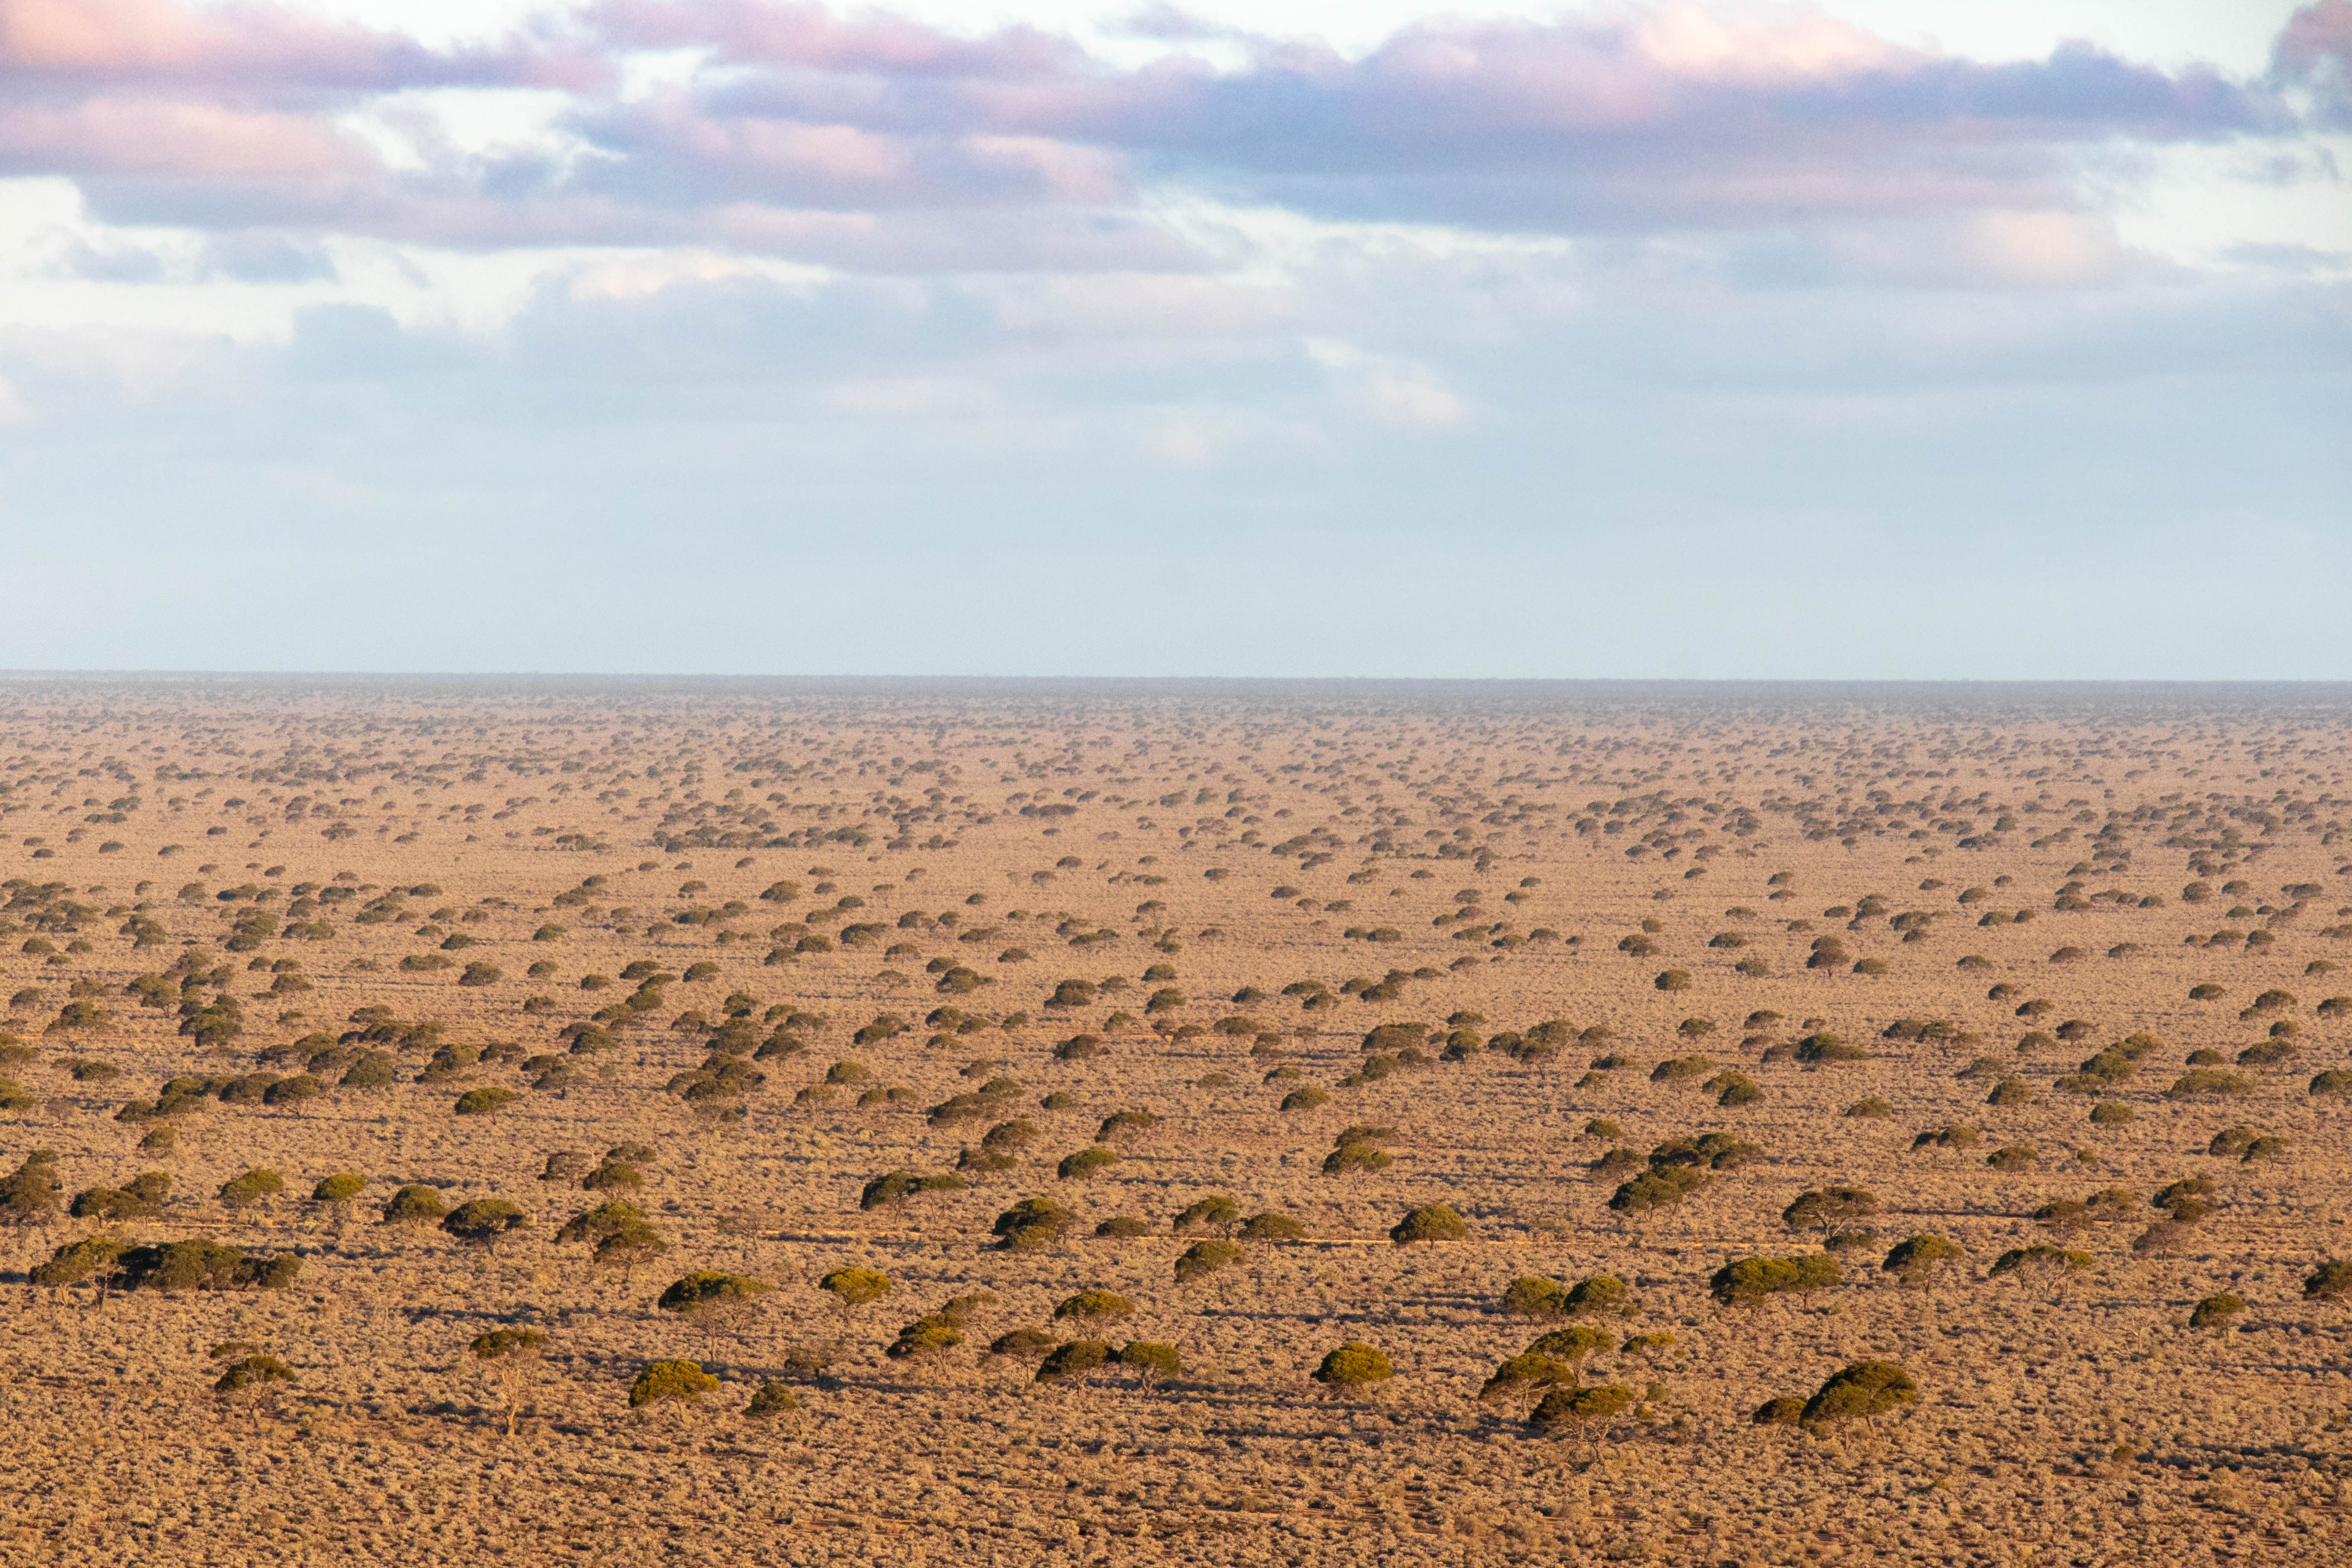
[0,0,2346,680]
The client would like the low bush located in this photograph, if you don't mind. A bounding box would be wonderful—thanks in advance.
[1311,1343,1394,1391]
[629,1360,719,1410]
[1800,1361,1918,1432]
[1390,1204,1468,1244]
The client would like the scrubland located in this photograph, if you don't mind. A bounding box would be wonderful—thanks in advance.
[3,678,2350,1565]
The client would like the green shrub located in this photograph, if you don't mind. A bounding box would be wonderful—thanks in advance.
[1097,1109,1160,1143]
[629,1359,719,1410]
[660,1273,773,1341]
[470,1326,547,1436]
[1565,1274,1630,1316]
[1650,1132,1760,1171]
[32,1234,124,1292]
[1800,1361,1918,1431]
[1057,1147,1119,1180]
[860,1170,966,1210]
[1609,1166,1708,1214]
[213,1353,293,1397]
[1988,1244,2092,1280]
[1173,1195,1241,1235]
[1117,1341,1180,1386]
[1311,1342,1393,1391]
[2207,1125,2257,1157]
[1527,1383,1633,1450]
[1844,1096,1893,1119]
[70,1173,170,1221]
[817,1267,889,1314]
[1524,1323,1616,1379]
[1709,1254,1839,1308]
[1502,1275,1566,1319]
[382,1184,448,1225]
[1782,1187,1876,1233]
[583,1160,644,1191]
[992,1197,1075,1252]
[1478,1351,1572,1405]
[1175,1238,1245,1283]
[1281,1086,1331,1112]
[2089,1101,2135,1125]
[453,1088,517,1116]
[2167,1070,2255,1101]
[593,1222,668,1273]
[1881,1234,1962,1287]
[988,1327,1057,1362]
[1709,1072,1762,1107]
[1054,1289,1136,1323]
[119,1238,298,1293]
[555,1198,645,1245]
[2189,1293,2244,1329]
[340,1051,398,1089]
[2306,1259,2352,1303]
[1985,1145,2039,1172]
[744,1380,799,1419]
[885,1314,964,1361]
[2310,1069,2352,1100]
[1797,1033,1868,1064]
[1752,1396,1806,1427]
[1238,1211,1305,1243]
[1390,1203,1468,1244]
[1323,1141,1394,1177]
[442,1198,529,1251]
[1036,1340,1112,1384]
[217,1168,284,1209]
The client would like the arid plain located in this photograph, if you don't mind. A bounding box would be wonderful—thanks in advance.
[3,678,2350,1567]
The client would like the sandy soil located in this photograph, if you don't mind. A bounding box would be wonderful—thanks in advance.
[1,677,2349,1566]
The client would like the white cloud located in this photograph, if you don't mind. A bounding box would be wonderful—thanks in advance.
[1306,338,1467,426]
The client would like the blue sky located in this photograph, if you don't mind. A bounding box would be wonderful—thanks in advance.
[0,0,2345,677]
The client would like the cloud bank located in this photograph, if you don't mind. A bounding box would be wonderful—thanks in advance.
[0,2,2345,677]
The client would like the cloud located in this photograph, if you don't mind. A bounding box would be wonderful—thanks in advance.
[1307,338,1465,426]
[2274,0,2352,126]
[0,0,2322,273]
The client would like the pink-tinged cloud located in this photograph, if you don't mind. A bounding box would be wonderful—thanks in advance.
[0,0,2328,268]
[0,99,358,180]
[0,0,600,92]
[2274,0,2352,124]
